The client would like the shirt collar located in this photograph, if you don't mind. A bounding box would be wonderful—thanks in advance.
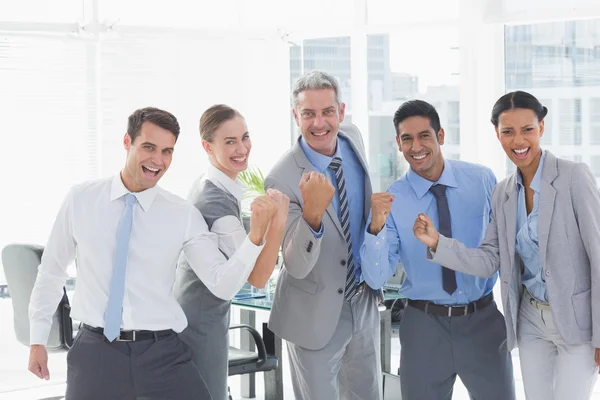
[298,135,343,172]
[516,149,546,193]
[110,174,158,212]
[206,163,244,203]
[406,159,458,199]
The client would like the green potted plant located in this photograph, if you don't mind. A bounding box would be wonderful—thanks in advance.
[237,166,282,293]
[237,166,266,232]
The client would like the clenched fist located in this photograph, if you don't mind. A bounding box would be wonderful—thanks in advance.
[413,213,440,250]
[299,172,335,231]
[266,188,290,230]
[369,193,395,235]
[248,195,278,245]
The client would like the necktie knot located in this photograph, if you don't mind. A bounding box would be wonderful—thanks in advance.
[429,184,447,198]
[125,193,137,206]
[329,157,342,172]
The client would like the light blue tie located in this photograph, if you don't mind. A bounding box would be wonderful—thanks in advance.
[104,193,136,341]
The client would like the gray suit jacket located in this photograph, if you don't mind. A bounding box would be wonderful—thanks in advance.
[265,124,373,350]
[432,151,600,350]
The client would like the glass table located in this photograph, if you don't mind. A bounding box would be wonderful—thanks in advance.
[231,283,404,399]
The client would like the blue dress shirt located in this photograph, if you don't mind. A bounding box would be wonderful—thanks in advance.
[517,150,547,302]
[360,159,498,304]
[299,135,366,283]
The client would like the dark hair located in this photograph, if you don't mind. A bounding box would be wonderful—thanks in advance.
[490,91,548,127]
[200,104,243,143]
[393,100,441,136]
[127,107,180,142]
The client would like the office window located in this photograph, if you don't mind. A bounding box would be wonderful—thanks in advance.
[591,156,600,177]
[539,99,553,145]
[505,19,600,178]
[288,36,352,141]
[559,99,582,145]
[591,98,600,144]
[367,0,459,25]
[0,34,94,256]
[446,101,461,145]
[366,28,459,191]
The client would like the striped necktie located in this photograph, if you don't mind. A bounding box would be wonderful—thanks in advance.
[328,157,358,301]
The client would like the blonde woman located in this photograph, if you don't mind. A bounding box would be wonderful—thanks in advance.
[174,105,289,400]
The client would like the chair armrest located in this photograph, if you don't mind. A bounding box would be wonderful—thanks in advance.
[228,324,267,368]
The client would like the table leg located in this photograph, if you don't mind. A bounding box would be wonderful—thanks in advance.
[263,324,284,400]
[240,308,256,398]
[379,308,392,374]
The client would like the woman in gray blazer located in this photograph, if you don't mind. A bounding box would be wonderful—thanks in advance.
[173,104,289,400]
[413,91,600,400]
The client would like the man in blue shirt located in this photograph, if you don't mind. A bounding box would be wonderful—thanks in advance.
[360,100,515,400]
[265,70,385,399]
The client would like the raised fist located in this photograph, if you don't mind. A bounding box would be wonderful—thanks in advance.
[413,213,440,250]
[248,194,277,245]
[369,192,394,235]
[299,171,335,230]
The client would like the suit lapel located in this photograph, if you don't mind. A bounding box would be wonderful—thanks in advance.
[503,174,518,281]
[538,152,558,266]
[291,139,345,239]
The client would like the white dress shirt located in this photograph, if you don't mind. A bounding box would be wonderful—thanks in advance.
[29,175,264,345]
[200,164,247,257]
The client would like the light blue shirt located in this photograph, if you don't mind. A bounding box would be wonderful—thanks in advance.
[360,159,498,303]
[516,150,547,302]
[299,135,367,283]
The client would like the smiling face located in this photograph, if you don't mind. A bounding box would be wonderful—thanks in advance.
[292,88,345,157]
[396,115,445,181]
[496,108,544,173]
[202,116,251,180]
[121,121,175,192]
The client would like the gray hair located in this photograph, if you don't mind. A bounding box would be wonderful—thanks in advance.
[291,70,342,108]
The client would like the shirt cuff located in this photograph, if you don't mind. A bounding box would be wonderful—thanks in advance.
[30,321,52,346]
[239,235,266,262]
[305,219,324,239]
[364,227,386,246]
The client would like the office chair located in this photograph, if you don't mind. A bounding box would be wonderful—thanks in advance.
[1,243,74,351]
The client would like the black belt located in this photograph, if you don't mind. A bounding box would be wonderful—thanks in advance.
[82,323,175,342]
[407,292,494,317]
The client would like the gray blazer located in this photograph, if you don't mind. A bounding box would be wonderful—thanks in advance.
[432,151,600,350]
[265,124,373,350]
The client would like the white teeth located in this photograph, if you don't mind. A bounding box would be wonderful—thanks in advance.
[143,166,159,172]
[514,148,529,154]
[413,154,427,160]
[232,157,247,162]
[312,131,328,137]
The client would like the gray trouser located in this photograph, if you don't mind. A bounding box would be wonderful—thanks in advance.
[66,325,212,400]
[175,265,231,400]
[287,285,383,400]
[518,290,598,400]
[178,302,231,400]
[399,299,515,400]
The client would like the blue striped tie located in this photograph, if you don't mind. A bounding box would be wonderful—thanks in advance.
[328,157,358,301]
[104,193,136,341]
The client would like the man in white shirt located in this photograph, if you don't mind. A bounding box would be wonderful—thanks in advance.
[27,107,277,400]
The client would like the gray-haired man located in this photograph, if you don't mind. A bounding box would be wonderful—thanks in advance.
[265,71,387,399]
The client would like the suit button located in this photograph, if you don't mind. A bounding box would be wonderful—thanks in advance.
[341,260,346,266]
[337,288,343,294]
[545,270,551,277]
